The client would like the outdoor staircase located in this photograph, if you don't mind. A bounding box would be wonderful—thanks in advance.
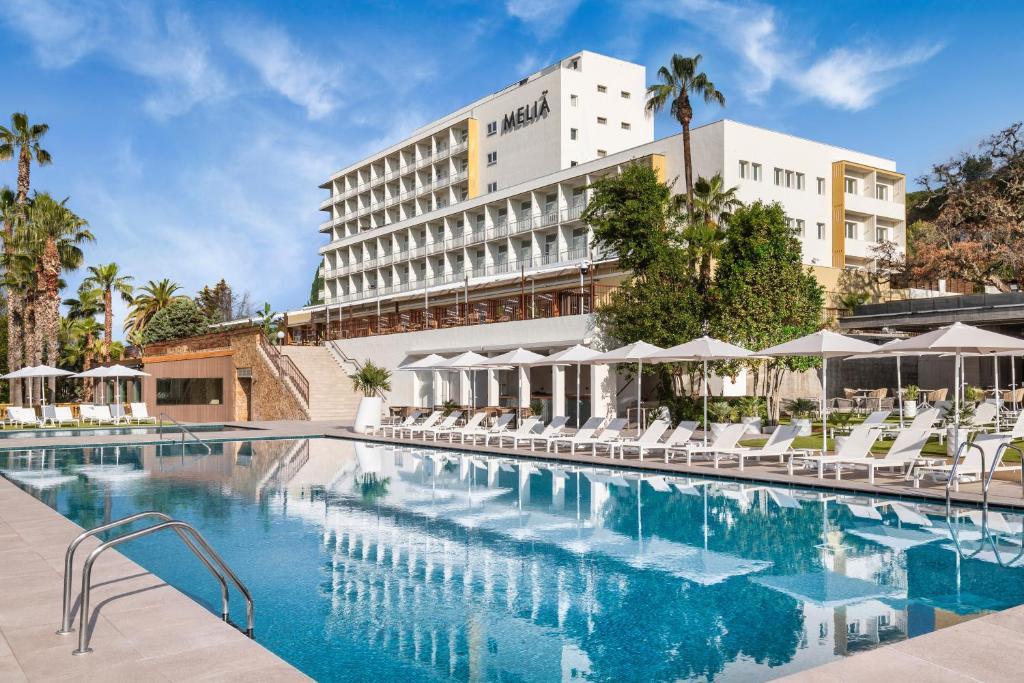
[280,346,363,422]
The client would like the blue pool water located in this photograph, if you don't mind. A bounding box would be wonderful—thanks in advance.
[0,423,254,440]
[3,438,1024,681]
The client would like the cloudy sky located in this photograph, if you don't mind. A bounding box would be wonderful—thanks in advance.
[1,0,1021,337]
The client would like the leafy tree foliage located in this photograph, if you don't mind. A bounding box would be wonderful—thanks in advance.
[141,298,211,345]
[710,201,824,421]
[195,279,251,323]
[308,265,324,306]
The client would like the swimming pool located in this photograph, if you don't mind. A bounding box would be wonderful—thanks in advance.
[2,438,1023,681]
[0,423,255,440]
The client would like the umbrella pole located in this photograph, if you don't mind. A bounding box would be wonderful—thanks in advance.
[897,356,904,429]
[994,354,1000,434]
[954,352,961,454]
[637,360,643,430]
[575,362,581,428]
[703,359,709,447]
[821,355,828,454]
[1014,357,1019,413]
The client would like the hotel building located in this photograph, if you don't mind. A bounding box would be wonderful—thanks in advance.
[285,50,907,415]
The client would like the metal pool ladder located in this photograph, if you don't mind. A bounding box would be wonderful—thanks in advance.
[57,511,253,655]
[158,413,212,454]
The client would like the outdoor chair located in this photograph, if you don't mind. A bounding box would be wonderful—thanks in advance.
[378,411,422,436]
[41,405,78,427]
[462,412,514,445]
[913,432,1023,491]
[421,411,465,440]
[710,424,802,470]
[400,411,443,438]
[646,421,699,461]
[518,416,569,451]
[495,417,541,448]
[667,423,747,465]
[128,402,157,424]
[788,425,883,478]
[611,419,670,460]
[6,407,41,428]
[827,427,934,483]
[544,416,606,454]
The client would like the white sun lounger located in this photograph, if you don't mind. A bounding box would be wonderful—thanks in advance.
[646,421,699,461]
[882,407,940,438]
[612,419,670,460]
[421,411,465,440]
[913,433,1024,491]
[788,425,883,477]
[128,402,158,424]
[462,412,514,445]
[829,427,935,483]
[41,405,78,427]
[401,411,444,438]
[495,417,541,448]
[711,424,802,470]
[668,423,747,465]
[567,418,629,455]
[6,407,41,428]
[378,411,423,436]
[543,416,605,453]
[970,402,1000,432]
[89,405,119,425]
[517,416,569,451]
[433,412,485,441]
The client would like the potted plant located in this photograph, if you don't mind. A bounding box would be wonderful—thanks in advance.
[942,402,975,458]
[736,395,764,436]
[351,360,391,434]
[903,385,920,418]
[440,399,459,416]
[707,400,735,439]
[785,398,817,436]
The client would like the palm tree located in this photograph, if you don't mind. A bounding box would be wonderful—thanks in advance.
[0,187,24,403]
[25,193,94,369]
[83,263,134,362]
[691,173,741,226]
[64,288,104,401]
[125,278,186,337]
[645,54,725,210]
[681,174,741,296]
[0,112,52,206]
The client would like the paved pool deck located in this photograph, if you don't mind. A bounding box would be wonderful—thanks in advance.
[0,476,310,682]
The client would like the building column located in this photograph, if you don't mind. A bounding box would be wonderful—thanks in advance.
[518,366,531,415]
[486,369,500,407]
[590,364,611,421]
[458,370,471,407]
[431,371,443,407]
[551,365,566,419]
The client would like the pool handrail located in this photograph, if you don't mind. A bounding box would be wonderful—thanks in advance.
[158,412,212,454]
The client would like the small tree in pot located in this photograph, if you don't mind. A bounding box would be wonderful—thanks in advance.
[903,384,920,418]
[785,398,817,436]
[707,400,736,439]
[351,361,391,433]
[735,395,765,435]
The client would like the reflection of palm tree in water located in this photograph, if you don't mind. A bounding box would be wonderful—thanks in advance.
[355,473,390,503]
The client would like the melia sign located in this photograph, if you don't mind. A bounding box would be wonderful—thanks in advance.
[501,90,551,134]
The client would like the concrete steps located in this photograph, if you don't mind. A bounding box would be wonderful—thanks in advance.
[281,346,362,422]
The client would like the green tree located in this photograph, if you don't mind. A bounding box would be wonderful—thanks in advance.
[0,187,24,403]
[308,265,324,306]
[141,298,210,345]
[254,302,277,338]
[83,263,134,361]
[0,112,52,207]
[125,278,185,338]
[710,201,824,422]
[195,279,234,322]
[645,54,725,208]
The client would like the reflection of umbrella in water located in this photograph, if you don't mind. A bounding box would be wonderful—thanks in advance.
[846,524,941,551]
[75,446,147,486]
[753,570,901,608]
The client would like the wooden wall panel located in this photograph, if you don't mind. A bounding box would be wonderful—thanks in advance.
[142,355,234,423]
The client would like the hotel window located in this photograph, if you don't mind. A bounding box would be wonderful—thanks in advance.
[156,379,224,406]
[845,221,857,239]
[486,151,497,166]
[739,160,749,179]
[487,182,497,193]
[817,177,826,195]
[876,226,889,242]
[486,121,497,136]
[570,128,578,140]
[570,161,578,166]
[785,170,794,188]
[568,58,579,70]
[752,163,762,181]
[597,149,607,157]
[571,228,587,252]
[570,94,579,107]
[597,84,607,93]
[876,184,889,200]
[621,90,631,99]
[621,121,631,130]
[597,116,607,125]
[774,168,784,186]
[844,177,857,194]
[796,173,805,190]
[817,222,826,239]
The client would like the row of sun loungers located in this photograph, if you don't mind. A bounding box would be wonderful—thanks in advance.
[375,409,1024,494]
[4,402,159,428]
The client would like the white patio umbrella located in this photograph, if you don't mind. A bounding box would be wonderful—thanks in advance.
[530,344,601,427]
[883,323,1024,454]
[74,365,150,405]
[482,348,545,420]
[437,351,502,410]
[759,330,878,454]
[1,365,75,406]
[651,336,758,446]
[591,341,664,429]
[398,354,450,409]
[847,338,944,429]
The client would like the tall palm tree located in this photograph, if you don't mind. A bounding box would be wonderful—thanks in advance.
[0,112,52,207]
[0,187,24,403]
[645,54,725,210]
[691,173,741,226]
[125,278,186,337]
[682,174,741,296]
[25,193,93,369]
[83,263,134,362]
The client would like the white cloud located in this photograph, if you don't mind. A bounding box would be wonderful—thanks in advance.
[224,23,344,120]
[2,0,229,118]
[639,0,942,111]
[506,0,583,39]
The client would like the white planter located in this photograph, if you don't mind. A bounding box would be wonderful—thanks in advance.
[353,396,384,434]
[793,418,812,436]
[741,416,762,436]
[710,422,729,440]
[904,400,918,418]
[946,427,970,458]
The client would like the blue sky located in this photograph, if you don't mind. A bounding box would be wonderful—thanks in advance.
[1,0,1022,337]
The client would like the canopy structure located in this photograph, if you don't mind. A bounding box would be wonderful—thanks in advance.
[531,344,601,427]
[74,365,150,405]
[484,348,546,420]
[435,351,507,409]
[759,330,878,453]
[847,338,940,429]
[398,354,450,409]
[652,336,758,445]
[882,322,1024,452]
[1,364,76,406]
[591,341,664,429]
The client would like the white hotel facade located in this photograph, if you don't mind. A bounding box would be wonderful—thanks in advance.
[286,51,906,416]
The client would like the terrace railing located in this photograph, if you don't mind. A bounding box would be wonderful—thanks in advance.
[258,333,310,406]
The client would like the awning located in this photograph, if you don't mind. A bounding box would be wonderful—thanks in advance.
[287,310,312,325]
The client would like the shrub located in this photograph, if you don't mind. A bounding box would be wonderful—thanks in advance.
[708,400,736,423]
[785,398,817,419]
[141,299,211,345]
[351,361,391,397]
[903,384,920,401]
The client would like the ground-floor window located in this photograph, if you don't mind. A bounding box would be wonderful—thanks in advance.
[156,378,224,405]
